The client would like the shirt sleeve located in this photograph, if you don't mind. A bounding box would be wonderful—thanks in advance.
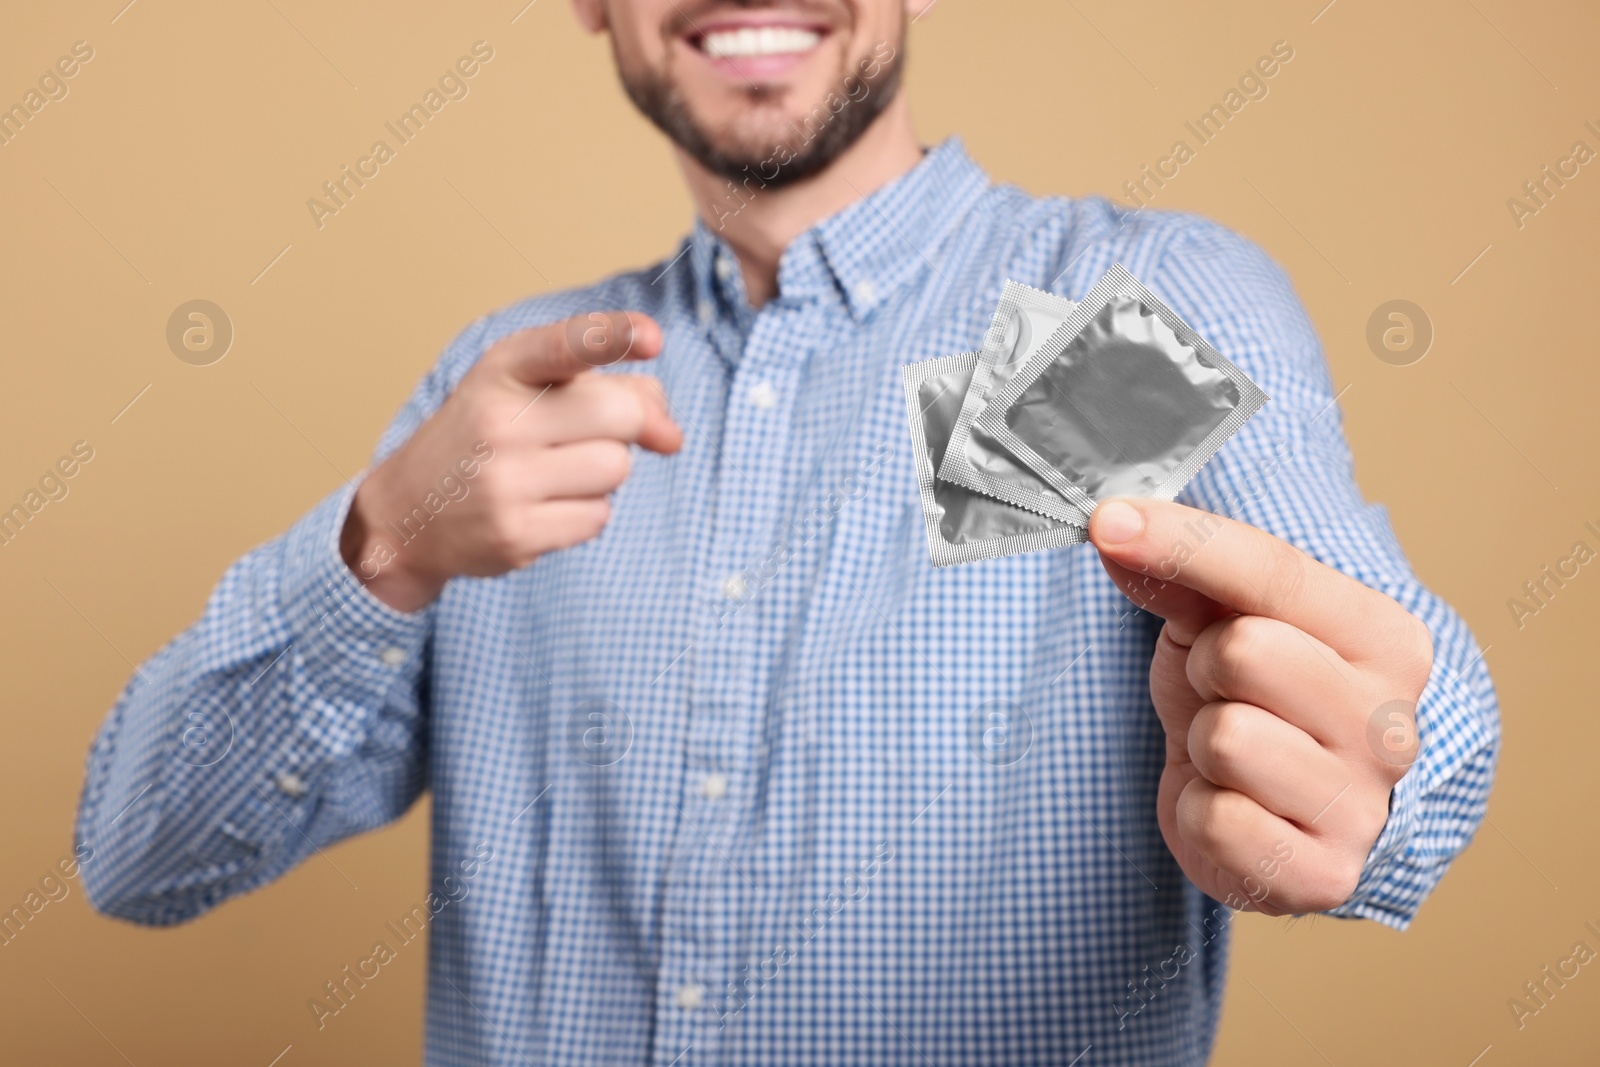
[1147,217,1500,931]
[74,315,492,925]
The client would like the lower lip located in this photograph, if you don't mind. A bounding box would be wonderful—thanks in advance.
[690,38,825,82]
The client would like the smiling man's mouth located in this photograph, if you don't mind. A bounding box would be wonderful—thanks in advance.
[697,25,824,59]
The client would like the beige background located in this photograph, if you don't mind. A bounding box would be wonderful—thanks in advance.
[1,0,1595,1062]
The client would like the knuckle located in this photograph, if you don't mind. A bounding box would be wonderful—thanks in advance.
[1179,781,1243,852]
[1384,717,1421,777]
[1197,791,1245,851]
[1195,703,1251,781]
[1362,698,1420,781]
[1365,601,1434,697]
[1211,617,1269,694]
[1398,613,1434,689]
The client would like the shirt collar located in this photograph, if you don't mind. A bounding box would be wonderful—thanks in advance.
[687,136,991,322]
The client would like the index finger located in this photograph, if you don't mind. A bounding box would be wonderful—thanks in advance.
[497,311,664,388]
[1088,496,1401,660]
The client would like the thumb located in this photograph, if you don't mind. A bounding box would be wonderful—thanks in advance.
[1090,499,1233,648]
[502,311,664,388]
[1094,549,1231,649]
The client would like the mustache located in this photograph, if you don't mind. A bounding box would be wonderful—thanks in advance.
[663,0,846,38]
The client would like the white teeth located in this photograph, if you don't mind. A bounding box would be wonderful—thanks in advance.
[701,26,821,59]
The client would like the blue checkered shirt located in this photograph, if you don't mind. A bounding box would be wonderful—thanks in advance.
[77,138,1498,1066]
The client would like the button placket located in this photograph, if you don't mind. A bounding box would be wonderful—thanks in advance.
[657,301,816,1057]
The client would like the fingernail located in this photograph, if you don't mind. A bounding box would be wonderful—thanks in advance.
[1093,500,1143,545]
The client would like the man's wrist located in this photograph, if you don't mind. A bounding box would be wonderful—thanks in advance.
[340,471,448,613]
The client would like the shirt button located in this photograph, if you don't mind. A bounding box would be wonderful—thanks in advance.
[747,382,778,410]
[715,256,735,281]
[721,574,748,599]
[379,647,405,666]
[675,982,705,1011]
[700,772,729,800]
[274,771,308,798]
[853,279,876,304]
[697,299,714,325]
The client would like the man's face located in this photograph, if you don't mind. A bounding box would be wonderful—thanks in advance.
[576,0,924,187]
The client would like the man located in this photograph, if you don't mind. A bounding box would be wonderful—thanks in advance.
[76,1,1499,1064]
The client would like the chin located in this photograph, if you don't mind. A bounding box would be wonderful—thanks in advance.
[696,106,820,161]
[618,13,903,187]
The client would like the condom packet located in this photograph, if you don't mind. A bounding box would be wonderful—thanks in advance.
[976,263,1268,518]
[902,352,1088,567]
[934,281,1090,525]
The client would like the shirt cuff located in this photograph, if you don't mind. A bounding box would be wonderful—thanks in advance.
[1324,757,1421,929]
[278,474,433,756]
[202,477,434,864]
[1323,660,1479,930]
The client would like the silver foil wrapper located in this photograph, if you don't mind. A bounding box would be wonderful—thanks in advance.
[934,281,1089,525]
[901,352,1088,567]
[975,264,1268,517]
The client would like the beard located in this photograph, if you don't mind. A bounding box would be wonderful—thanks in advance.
[617,40,906,191]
